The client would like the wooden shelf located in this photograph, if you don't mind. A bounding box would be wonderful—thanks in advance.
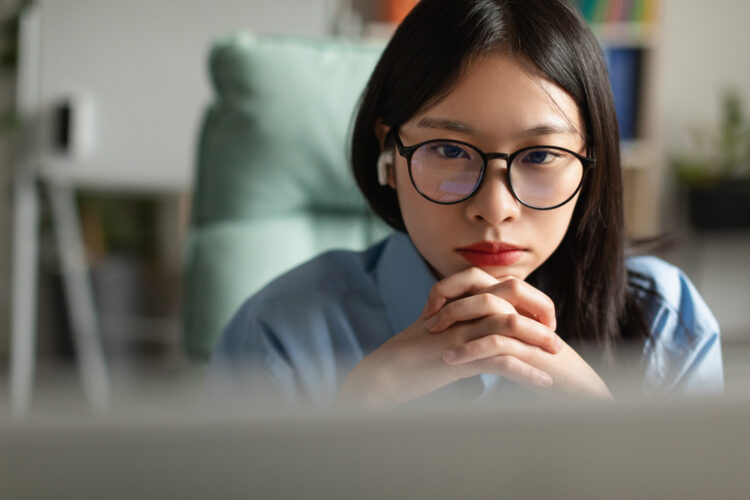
[621,140,658,170]
[590,22,657,48]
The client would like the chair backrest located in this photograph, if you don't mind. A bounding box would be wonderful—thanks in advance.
[183,33,390,361]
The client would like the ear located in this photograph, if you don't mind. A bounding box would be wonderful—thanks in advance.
[374,119,390,150]
[385,158,396,189]
[374,119,397,189]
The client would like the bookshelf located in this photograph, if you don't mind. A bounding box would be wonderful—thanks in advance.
[576,0,664,238]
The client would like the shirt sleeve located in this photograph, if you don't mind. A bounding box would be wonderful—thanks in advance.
[670,270,724,395]
[634,256,724,395]
[206,301,300,406]
[675,325,724,395]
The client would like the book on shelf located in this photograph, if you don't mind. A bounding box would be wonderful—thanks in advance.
[381,0,419,23]
[605,0,625,24]
[604,47,642,141]
[574,0,658,24]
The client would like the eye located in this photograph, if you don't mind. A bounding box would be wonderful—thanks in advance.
[432,143,470,159]
[519,149,561,165]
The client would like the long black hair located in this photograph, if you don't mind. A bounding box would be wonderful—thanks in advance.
[351,0,651,365]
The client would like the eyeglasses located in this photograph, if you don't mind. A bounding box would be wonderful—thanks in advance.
[391,131,595,210]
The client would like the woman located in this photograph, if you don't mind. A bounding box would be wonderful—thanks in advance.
[211,0,722,406]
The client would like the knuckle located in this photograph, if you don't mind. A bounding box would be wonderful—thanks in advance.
[522,364,538,381]
[506,277,523,294]
[486,314,505,333]
[495,298,514,315]
[459,343,475,360]
[480,293,495,309]
[505,312,520,330]
[506,356,523,373]
[546,332,557,349]
[435,302,456,320]
[490,335,505,351]
[428,309,443,326]
[495,355,514,371]
[425,290,437,308]
[442,301,460,321]
[524,346,540,366]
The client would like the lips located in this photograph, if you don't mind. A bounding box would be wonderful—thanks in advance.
[457,241,526,267]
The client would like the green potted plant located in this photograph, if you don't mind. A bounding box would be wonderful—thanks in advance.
[672,89,750,230]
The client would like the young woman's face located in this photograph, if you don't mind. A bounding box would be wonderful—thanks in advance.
[381,53,587,280]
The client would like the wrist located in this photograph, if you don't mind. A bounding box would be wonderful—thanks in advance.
[337,364,396,409]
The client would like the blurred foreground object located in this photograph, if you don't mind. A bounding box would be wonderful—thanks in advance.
[2,395,750,499]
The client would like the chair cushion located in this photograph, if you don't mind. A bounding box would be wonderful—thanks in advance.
[184,33,390,360]
[192,32,385,224]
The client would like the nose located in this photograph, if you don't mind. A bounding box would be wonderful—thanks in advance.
[465,160,521,225]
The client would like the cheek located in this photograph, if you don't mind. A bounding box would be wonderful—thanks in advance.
[393,164,462,276]
[395,167,439,238]
[526,198,578,256]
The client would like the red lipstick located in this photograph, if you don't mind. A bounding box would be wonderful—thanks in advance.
[457,241,525,267]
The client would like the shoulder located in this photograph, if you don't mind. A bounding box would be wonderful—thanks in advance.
[216,237,390,352]
[627,254,685,292]
[253,238,388,305]
[626,255,723,394]
[235,237,388,320]
[210,237,394,403]
[626,255,716,331]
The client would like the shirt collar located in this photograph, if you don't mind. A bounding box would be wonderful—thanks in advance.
[375,231,437,335]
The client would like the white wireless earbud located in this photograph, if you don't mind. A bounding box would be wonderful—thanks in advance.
[377,149,394,186]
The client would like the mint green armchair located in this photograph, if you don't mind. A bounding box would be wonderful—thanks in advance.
[184,33,390,361]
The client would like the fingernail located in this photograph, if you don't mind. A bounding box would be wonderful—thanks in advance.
[425,315,439,330]
[538,373,553,387]
[443,349,456,362]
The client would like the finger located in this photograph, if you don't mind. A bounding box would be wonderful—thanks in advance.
[469,313,562,354]
[425,292,515,333]
[421,267,499,319]
[443,331,547,366]
[458,354,553,389]
[486,277,557,331]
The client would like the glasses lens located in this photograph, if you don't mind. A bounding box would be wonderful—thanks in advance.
[509,147,584,208]
[410,141,483,203]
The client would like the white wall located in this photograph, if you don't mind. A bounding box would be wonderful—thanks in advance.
[659,0,750,152]
[35,0,333,192]
[37,0,750,192]
[657,0,750,341]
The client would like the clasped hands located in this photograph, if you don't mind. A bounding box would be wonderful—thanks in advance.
[339,267,612,407]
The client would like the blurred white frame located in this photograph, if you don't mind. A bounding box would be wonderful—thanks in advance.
[9,0,335,419]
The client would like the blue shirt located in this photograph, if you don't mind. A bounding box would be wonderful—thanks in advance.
[211,232,723,404]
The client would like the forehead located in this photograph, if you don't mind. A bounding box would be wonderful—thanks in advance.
[410,53,584,141]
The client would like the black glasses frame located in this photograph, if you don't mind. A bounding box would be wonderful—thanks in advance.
[391,131,596,210]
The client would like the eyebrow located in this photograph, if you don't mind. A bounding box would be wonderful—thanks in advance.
[520,123,579,138]
[414,116,578,138]
[415,117,479,134]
